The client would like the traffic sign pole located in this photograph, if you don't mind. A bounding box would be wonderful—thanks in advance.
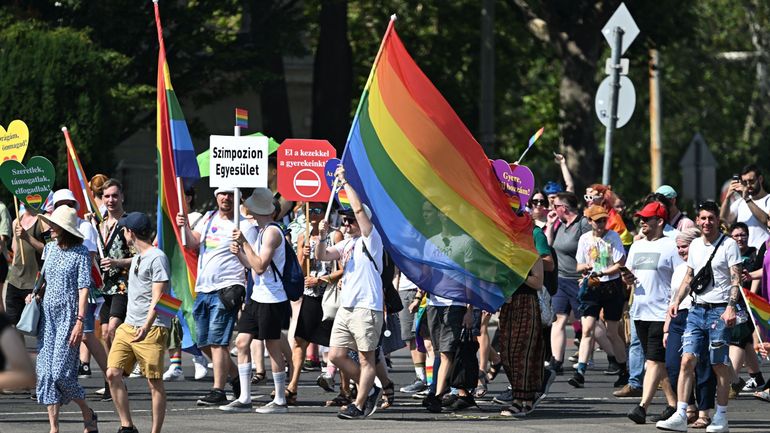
[602,26,624,185]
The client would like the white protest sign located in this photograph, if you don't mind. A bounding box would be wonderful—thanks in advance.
[209,135,268,188]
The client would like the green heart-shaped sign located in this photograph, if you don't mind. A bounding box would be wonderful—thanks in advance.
[0,156,55,210]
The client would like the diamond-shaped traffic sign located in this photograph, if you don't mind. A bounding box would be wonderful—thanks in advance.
[602,3,639,55]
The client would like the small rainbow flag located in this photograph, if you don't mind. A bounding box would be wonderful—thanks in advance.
[155,293,182,318]
[528,126,544,148]
[336,188,351,209]
[744,289,770,340]
[235,108,248,129]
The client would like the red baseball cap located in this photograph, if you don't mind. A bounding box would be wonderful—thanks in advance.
[635,202,668,220]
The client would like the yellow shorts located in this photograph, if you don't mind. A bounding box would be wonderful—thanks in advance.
[107,323,169,379]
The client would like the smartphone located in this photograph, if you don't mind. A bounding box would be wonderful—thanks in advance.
[732,174,740,182]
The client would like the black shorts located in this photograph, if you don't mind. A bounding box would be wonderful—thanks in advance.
[237,300,290,340]
[99,293,128,323]
[426,305,465,354]
[634,320,666,362]
[4,283,31,325]
[0,258,8,283]
[294,295,332,346]
[730,320,755,347]
[578,278,625,321]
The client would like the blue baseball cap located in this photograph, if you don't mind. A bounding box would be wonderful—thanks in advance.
[543,181,563,195]
[118,212,152,235]
[655,185,677,199]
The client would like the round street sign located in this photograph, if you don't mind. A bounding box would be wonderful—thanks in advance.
[595,75,636,128]
[293,169,322,199]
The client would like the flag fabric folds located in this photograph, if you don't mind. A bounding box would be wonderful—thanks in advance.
[154,1,200,341]
[63,127,102,221]
[743,289,770,341]
[341,21,538,312]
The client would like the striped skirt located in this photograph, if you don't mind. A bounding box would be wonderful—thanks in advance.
[498,293,543,401]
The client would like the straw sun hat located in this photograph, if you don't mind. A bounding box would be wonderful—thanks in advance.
[39,206,84,239]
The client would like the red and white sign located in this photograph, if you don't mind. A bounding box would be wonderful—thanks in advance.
[277,139,336,202]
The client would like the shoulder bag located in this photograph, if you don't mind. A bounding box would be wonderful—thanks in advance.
[690,234,725,295]
[17,263,47,336]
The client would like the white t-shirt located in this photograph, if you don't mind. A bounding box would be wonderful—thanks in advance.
[730,195,770,249]
[251,225,287,303]
[333,227,383,311]
[687,235,742,304]
[193,212,258,293]
[576,230,626,282]
[77,218,99,254]
[627,237,683,321]
[397,272,417,291]
[424,233,473,307]
[663,224,680,238]
[670,262,692,310]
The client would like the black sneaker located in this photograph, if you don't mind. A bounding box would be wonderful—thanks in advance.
[627,405,646,424]
[197,388,227,406]
[230,377,241,400]
[604,361,622,375]
[363,384,381,417]
[78,362,92,378]
[493,387,513,405]
[649,405,676,422]
[117,426,139,433]
[100,384,113,402]
[448,395,475,412]
[337,404,365,420]
[422,393,442,413]
[614,371,629,388]
[441,393,458,407]
[550,361,564,376]
[568,372,585,388]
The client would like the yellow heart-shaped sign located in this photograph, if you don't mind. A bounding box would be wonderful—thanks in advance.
[0,120,29,163]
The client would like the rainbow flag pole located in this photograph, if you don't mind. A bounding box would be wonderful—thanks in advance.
[741,289,770,360]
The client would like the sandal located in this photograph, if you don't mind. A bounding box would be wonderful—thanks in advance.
[686,408,698,424]
[285,389,297,405]
[326,392,351,407]
[84,408,98,433]
[689,416,711,429]
[380,381,395,409]
[251,371,266,385]
[474,371,488,398]
[500,402,532,417]
[754,390,770,402]
[487,359,503,382]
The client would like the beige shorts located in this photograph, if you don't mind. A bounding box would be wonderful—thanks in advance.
[330,307,383,352]
[107,323,169,379]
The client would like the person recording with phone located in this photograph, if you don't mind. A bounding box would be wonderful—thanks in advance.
[720,164,770,250]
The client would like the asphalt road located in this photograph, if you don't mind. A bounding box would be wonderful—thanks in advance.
[2,339,769,433]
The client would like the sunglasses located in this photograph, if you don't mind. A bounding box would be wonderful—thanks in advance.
[584,194,602,202]
[308,208,323,215]
[639,216,658,223]
[342,217,357,225]
[530,199,548,207]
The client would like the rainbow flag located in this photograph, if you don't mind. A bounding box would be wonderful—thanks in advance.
[744,289,770,341]
[235,108,248,129]
[154,292,183,318]
[341,20,537,311]
[63,127,102,222]
[528,126,544,148]
[154,1,200,342]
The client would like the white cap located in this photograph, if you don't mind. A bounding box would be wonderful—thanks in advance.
[214,187,235,196]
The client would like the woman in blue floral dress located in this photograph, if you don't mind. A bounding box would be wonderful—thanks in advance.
[33,207,98,433]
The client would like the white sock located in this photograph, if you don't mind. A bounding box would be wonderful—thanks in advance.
[238,363,252,404]
[716,404,727,416]
[677,401,688,419]
[273,371,287,405]
[415,365,426,382]
[374,377,382,388]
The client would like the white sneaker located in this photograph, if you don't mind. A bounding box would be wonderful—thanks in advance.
[655,412,688,432]
[255,401,288,414]
[706,413,729,433]
[219,399,253,413]
[742,377,762,392]
[94,387,106,396]
[230,346,238,357]
[162,366,185,382]
[193,356,209,381]
[129,364,142,378]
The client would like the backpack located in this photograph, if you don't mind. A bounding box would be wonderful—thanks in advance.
[361,242,403,313]
[263,222,304,301]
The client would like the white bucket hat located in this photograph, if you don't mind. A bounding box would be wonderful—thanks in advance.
[244,188,275,216]
[52,189,80,210]
[39,206,84,239]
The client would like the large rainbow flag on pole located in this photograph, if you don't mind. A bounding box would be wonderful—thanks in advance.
[743,289,770,341]
[341,17,537,312]
[154,0,200,342]
[63,127,102,222]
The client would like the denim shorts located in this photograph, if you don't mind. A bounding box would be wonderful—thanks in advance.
[682,305,731,365]
[193,291,237,347]
[83,302,97,334]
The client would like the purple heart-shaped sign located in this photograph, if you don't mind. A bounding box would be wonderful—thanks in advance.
[491,159,517,196]
[509,163,535,208]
